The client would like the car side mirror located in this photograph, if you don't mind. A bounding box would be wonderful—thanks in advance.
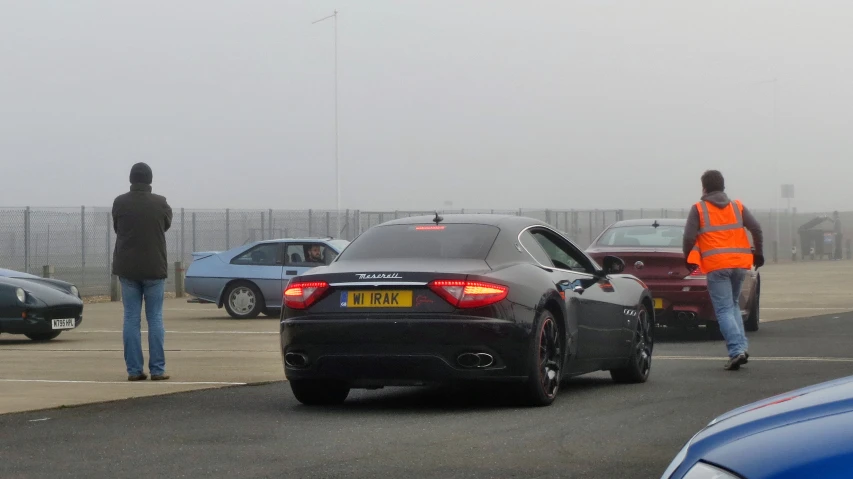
[601,255,625,275]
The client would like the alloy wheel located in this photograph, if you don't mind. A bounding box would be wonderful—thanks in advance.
[538,317,562,399]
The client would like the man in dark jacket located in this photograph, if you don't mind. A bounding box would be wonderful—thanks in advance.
[683,170,764,371]
[112,162,173,381]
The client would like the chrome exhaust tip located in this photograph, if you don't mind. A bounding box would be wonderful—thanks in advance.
[284,352,309,368]
[457,352,494,368]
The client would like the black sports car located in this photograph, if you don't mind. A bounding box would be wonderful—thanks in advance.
[280,214,655,407]
[0,268,83,341]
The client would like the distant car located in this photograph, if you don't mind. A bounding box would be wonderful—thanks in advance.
[184,237,350,319]
[660,374,853,479]
[0,268,83,341]
[280,214,655,407]
[585,219,760,335]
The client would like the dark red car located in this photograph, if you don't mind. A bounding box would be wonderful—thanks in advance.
[585,218,760,335]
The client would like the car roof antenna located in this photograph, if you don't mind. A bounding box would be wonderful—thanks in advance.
[433,211,444,224]
[652,220,660,228]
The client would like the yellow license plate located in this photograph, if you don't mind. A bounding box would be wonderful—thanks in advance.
[653,298,663,309]
[345,290,413,308]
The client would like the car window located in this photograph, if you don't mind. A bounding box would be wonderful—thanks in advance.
[230,243,282,266]
[336,224,499,260]
[519,231,555,267]
[285,243,337,266]
[529,228,593,273]
[596,225,685,248]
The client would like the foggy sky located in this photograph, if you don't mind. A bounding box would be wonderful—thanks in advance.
[3,1,853,213]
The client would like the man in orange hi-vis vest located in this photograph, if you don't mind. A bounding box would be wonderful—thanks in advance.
[683,170,764,371]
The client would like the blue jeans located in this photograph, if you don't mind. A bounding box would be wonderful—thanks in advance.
[120,277,166,376]
[707,268,748,358]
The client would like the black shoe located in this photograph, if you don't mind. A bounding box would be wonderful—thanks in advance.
[128,373,148,381]
[724,354,747,371]
[743,352,749,364]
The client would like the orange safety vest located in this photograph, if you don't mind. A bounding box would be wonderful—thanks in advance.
[686,199,753,273]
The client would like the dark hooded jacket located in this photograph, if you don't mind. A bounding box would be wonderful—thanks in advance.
[112,184,173,280]
[682,190,763,260]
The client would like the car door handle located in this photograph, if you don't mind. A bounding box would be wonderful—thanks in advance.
[286,270,297,275]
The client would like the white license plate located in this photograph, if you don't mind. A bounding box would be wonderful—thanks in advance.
[51,318,76,330]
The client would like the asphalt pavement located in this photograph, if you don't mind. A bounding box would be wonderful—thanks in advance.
[2,312,852,479]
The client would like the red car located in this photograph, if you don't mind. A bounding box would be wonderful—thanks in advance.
[585,218,760,335]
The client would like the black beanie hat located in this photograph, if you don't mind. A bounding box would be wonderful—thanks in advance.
[129,162,153,185]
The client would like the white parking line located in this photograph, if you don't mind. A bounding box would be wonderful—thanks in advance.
[761,306,853,311]
[0,348,277,352]
[0,379,246,385]
[73,330,276,334]
[658,356,853,362]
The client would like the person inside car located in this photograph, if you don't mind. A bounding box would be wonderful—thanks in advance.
[305,244,324,264]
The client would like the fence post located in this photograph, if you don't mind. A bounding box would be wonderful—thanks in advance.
[588,212,593,245]
[545,209,552,225]
[269,209,273,238]
[111,274,121,302]
[308,209,313,236]
[81,206,86,288]
[105,211,111,285]
[43,265,54,278]
[174,261,185,297]
[181,208,185,262]
[345,209,351,240]
[325,211,331,236]
[355,209,361,236]
[225,208,230,249]
[192,212,197,253]
[24,207,30,274]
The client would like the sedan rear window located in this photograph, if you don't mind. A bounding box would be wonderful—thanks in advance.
[337,224,500,260]
[596,225,685,248]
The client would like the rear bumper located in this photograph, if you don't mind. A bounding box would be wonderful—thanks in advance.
[645,280,717,324]
[280,317,530,386]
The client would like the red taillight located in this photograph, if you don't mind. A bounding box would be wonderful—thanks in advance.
[283,281,329,309]
[428,279,508,309]
[690,266,704,276]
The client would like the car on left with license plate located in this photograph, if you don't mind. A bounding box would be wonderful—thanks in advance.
[0,268,83,341]
[280,214,656,407]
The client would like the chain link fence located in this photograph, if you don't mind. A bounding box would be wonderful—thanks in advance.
[1,206,849,296]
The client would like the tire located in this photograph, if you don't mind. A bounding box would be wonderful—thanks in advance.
[290,379,350,406]
[610,306,653,383]
[518,309,564,407]
[745,282,760,332]
[223,282,264,319]
[26,332,61,341]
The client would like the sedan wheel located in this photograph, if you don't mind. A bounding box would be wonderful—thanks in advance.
[610,307,653,383]
[745,283,760,332]
[224,283,263,319]
[519,311,563,407]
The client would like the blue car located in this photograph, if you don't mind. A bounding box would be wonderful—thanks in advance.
[660,374,853,479]
[184,238,350,318]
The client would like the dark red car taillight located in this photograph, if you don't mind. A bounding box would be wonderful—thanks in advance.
[283,281,329,309]
[428,279,509,308]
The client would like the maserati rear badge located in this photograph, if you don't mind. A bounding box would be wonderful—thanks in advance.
[634,261,644,270]
[355,273,402,280]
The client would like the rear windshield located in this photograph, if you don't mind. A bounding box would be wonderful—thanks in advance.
[596,225,685,248]
[337,224,500,260]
